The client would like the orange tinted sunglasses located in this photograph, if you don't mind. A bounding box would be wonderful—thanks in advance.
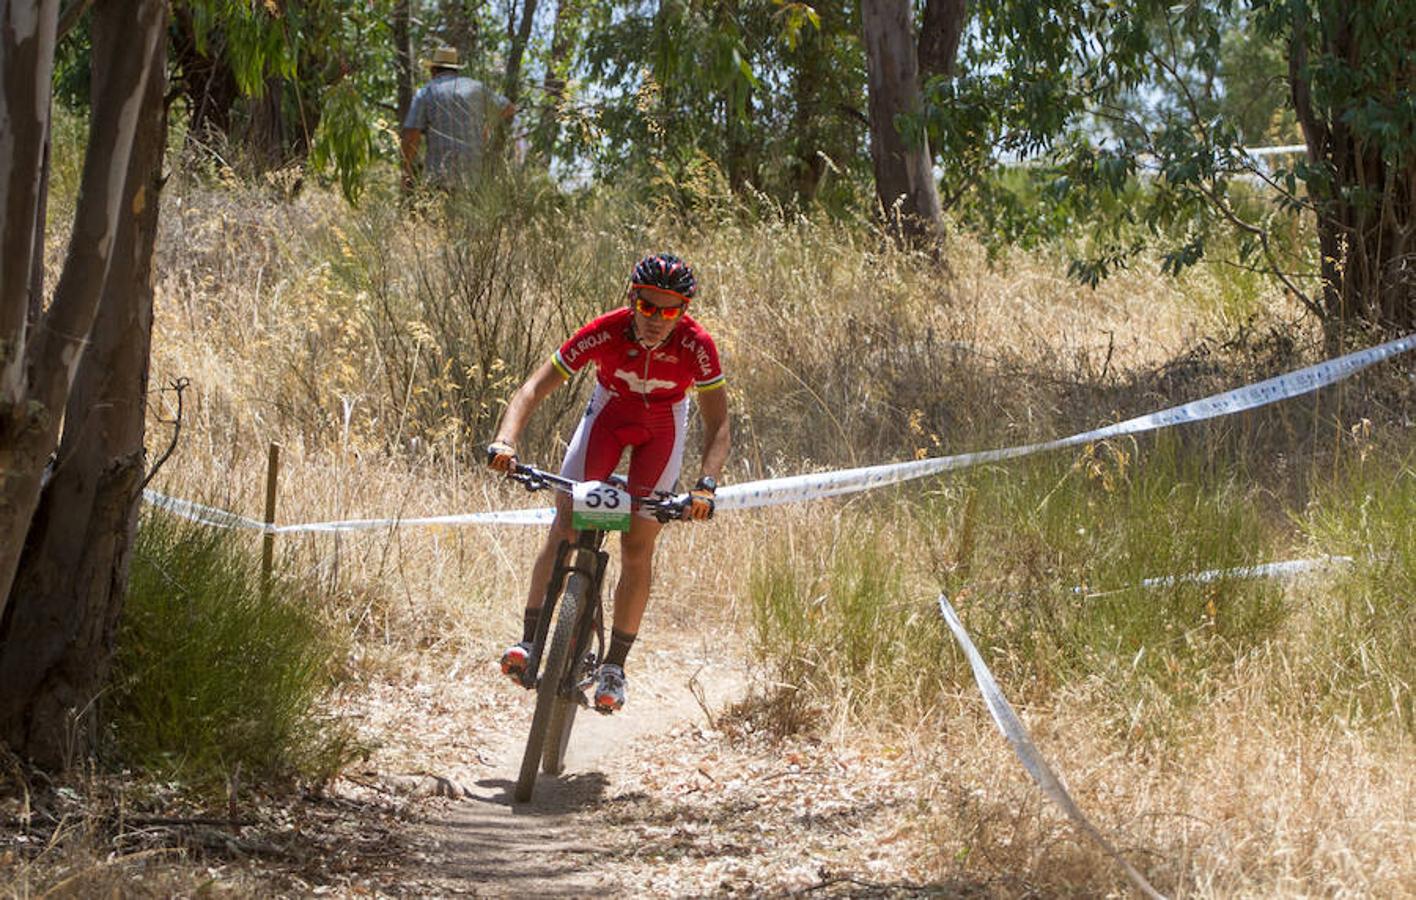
[632,294,688,320]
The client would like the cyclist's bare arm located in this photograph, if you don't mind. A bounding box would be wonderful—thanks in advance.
[494,359,569,449]
[696,386,730,481]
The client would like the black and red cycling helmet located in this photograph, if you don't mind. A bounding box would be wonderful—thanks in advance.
[630,253,697,304]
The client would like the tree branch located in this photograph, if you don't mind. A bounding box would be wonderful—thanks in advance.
[139,377,187,492]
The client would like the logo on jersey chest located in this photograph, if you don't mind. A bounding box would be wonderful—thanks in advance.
[614,368,678,394]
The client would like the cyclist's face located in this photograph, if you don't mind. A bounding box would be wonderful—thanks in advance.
[629,288,687,343]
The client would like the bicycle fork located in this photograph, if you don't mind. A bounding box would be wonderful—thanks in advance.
[520,532,610,691]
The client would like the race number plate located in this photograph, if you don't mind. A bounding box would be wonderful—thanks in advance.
[572,481,633,532]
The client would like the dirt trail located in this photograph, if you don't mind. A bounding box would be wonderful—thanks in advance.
[403,641,751,895]
[345,620,935,898]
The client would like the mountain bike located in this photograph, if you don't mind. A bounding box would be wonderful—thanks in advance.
[505,463,692,803]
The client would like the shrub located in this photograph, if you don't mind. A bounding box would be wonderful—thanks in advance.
[109,513,357,790]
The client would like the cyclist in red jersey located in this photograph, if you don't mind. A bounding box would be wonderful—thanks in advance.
[486,254,730,712]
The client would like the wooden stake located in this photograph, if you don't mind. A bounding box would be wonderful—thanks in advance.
[261,442,281,590]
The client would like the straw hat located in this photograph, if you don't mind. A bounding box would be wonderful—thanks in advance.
[427,46,463,70]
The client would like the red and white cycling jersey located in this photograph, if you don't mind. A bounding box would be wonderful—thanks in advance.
[552,307,725,399]
[551,307,725,501]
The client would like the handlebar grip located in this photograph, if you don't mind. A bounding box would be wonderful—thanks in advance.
[651,494,692,522]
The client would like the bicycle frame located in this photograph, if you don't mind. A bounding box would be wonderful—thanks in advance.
[507,463,690,801]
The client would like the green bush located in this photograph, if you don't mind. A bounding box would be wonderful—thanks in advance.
[747,437,1288,741]
[109,513,357,790]
[321,170,627,462]
[1299,450,1415,733]
[748,519,958,733]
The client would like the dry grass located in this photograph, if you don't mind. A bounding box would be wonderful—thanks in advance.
[906,673,1415,897]
[42,166,1394,895]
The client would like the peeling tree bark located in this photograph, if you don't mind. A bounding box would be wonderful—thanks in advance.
[0,0,167,766]
[1,1,59,407]
[0,0,164,724]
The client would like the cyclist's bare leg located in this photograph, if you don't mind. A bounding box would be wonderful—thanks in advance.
[589,514,662,711]
[609,513,664,636]
[523,492,575,613]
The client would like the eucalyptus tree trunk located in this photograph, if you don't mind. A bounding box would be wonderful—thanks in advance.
[0,0,166,766]
[1,1,59,404]
[918,0,966,83]
[1290,8,1416,338]
[394,0,415,124]
[861,0,943,243]
[1,0,156,615]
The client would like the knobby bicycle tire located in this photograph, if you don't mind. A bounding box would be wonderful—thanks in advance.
[542,574,590,776]
[514,574,584,802]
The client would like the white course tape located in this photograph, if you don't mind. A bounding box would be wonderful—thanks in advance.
[1069,554,1356,596]
[715,332,1415,511]
[142,489,555,534]
[1135,554,1353,589]
[264,506,555,533]
[144,333,1414,532]
[142,490,271,531]
[937,594,1168,900]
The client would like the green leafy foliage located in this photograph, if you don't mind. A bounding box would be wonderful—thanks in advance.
[52,0,1413,326]
[311,78,377,203]
[110,514,359,791]
[576,0,869,206]
[922,0,1414,331]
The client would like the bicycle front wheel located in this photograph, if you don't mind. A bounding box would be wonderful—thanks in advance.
[514,573,584,802]
[542,574,592,776]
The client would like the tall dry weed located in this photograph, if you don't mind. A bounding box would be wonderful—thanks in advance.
[131,169,1413,894]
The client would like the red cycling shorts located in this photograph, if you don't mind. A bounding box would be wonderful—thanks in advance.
[560,384,690,510]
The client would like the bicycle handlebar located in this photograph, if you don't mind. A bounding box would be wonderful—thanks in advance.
[506,463,693,523]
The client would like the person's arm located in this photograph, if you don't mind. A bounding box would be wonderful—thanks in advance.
[695,386,730,481]
[400,128,422,187]
[400,88,427,188]
[492,358,568,452]
[684,386,730,520]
